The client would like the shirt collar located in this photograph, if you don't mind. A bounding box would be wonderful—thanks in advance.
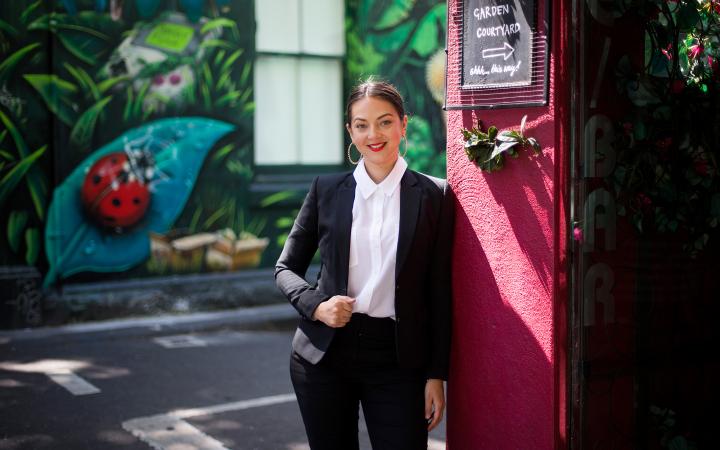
[353,157,408,199]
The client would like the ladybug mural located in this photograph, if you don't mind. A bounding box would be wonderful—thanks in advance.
[80,149,155,230]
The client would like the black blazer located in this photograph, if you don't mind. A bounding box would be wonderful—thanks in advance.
[275,169,454,379]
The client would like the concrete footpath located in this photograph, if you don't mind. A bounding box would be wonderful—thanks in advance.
[0,303,298,343]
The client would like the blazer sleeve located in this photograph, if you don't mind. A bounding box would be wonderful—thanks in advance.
[427,180,455,380]
[275,176,331,320]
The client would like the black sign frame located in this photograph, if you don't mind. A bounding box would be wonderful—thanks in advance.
[445,0,550,110]
[461,0,534,88]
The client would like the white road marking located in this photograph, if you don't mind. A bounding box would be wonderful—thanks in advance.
[153,334,207,348]
[46,370,101,396]
[169,393,297,419]
[122,393,296,450]
[124,414,229,450]
[123,393,447,450]
[0,359,100,396]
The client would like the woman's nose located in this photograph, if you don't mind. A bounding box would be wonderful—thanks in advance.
[368,124,381,138]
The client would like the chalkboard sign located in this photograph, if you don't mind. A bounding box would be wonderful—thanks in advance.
[462,0,535,88]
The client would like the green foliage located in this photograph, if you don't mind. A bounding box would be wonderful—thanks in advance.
[610,0,720,255]
[461,115,541,172]
[70,96,112,150]
[0,145,46,211]
[28,11,120,65]
[24,227,39,265]
[405,116,445,177]
[0,43,40,85]
[346,0,448,175]
[7,210,28,254]
[23,74,79,126]
[0,110,48,221]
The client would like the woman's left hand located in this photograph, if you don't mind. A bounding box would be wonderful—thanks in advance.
[424,378,445,431]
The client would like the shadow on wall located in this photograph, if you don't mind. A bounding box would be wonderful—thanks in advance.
[461,112,555,294]
[448,206,553,449]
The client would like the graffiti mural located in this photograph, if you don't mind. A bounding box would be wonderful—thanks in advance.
[346,0,448,178]
[0,0,260,289]
[1,0,448,316]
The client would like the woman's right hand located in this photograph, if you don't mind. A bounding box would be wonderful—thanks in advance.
[312,296,355,327]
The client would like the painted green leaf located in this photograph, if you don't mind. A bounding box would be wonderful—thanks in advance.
[220,49,243,74]
[0,43,41,85]
[0,110,48,220]
[21,0,43,25]
[410,4,446,58]
[25,227,40,266]
[29,12,119,65]
[63,63,101,100]
[43,117,235,287]
[70,96,112,150]
[200,17,237,34]
[200,39,235,50]
[56,32,99,65]
[98,75,130,93]
[7,210,29,254]
[0,19,19,37]
[375,0,415,30]
[368,21,415,53]
[0,145,47,213]
[23,74,78,127]
[260,191,297,208]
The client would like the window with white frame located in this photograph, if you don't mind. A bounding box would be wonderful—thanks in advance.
[254,0,345,165]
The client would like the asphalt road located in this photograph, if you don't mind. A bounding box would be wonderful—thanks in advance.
[0,305,446,450]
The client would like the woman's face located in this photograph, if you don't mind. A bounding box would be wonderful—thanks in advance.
[347,96,407,169]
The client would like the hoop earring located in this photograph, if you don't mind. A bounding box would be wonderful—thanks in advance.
[347,142,361,165]
[400,136,408,158]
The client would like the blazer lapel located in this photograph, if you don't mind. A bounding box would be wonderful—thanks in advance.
[336,175,356,293]
[395,171,421,280]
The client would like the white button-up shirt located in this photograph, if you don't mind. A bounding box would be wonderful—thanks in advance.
[347,157,407,318]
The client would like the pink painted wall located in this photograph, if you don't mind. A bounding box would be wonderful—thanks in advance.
[446,1,570,449]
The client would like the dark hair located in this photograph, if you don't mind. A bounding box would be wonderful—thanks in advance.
[345,78,405,124]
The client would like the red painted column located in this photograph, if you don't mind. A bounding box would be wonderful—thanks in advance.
[445,1,571,449]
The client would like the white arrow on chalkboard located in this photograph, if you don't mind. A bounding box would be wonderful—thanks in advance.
[481,42,515,60]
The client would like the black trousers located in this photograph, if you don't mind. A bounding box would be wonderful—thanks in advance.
[290,313,428,450]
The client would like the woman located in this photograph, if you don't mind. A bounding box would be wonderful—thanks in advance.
[275,79,454,450]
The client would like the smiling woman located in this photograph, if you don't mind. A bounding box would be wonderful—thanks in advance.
[276,79,455,449]
[345,83,408,182]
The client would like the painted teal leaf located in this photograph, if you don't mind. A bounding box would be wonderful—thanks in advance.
[43,117,235,287]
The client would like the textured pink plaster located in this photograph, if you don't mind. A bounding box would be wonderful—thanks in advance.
[445,1,569,449]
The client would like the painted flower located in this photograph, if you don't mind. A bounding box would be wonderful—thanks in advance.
[688,43,704,60]
[661,44,673,60]
[573,227,583,243]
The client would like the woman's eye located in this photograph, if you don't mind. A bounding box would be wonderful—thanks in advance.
[355,124,366,129]
[381,120,392,126]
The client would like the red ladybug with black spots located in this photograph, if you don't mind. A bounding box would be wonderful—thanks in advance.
[81,149,154,230]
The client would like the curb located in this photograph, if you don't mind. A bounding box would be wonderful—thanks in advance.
[0,303,298,343]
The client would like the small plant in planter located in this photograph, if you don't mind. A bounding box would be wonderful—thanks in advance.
[461,115,541,172]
